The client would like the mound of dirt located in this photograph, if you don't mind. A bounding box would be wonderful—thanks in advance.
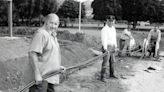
[0,37,30,62]
[57,30,102,49]
[0,31,98,92]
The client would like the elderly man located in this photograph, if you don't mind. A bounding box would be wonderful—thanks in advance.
[143,24,161,59]
[100,15,118,82]
[28,13,65,92]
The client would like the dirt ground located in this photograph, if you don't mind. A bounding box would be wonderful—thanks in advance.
[0,28,164,92]
[121,57,164,92]
[55,55,164,92]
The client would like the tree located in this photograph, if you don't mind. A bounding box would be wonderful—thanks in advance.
[57,0,85,18]
[91,0,122,21]
[145,0,164,23]
[120,0,144,27]
[42,0,58,16]
[0,1,8,25]
[57,0,85,27]
[120,0,164,26]
[12,0,65,26]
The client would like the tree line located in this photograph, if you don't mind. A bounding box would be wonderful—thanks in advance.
[0,0,164,27]
[0,0,85,26]
[91,0,164,26]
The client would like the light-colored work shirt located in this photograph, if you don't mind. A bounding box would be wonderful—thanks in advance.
[147,29,161,43]
[120,29,135,50]
[101,24,117,50]
[120,29,133,40]
[29,27,61,84]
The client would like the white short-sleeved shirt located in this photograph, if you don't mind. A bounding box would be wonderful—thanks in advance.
[120,29,133,40]
[29,27,61,84]
[101,25,117,50]
[148,29,161,42]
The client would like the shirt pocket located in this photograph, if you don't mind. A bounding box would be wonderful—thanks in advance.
[43,39,53,53]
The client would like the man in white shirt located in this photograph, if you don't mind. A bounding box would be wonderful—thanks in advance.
[100,15,118,82]
[29,13,65,92]
[119,24,136,56]
[143,24,161,59]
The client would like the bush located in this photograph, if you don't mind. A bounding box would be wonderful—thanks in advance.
[57,30,84,42]
[14,27,37,35]
[0,27,8,34]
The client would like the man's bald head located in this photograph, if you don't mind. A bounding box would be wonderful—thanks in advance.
[44,13,59,24]
[44,13,60,32]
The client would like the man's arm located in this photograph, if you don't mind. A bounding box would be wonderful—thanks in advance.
[29,32,46,84]
[157,30,161,43]
[101,27,107,50]
[29,52,42,84]
[147,29,152,42]
[124,29,131,39]
[114,28,117,49]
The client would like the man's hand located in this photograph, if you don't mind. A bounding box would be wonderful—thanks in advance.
[29,52,43,85]
[107,46,114,52]
[115,48,119,52]
[60,66,66,73]
[35,74,43,85]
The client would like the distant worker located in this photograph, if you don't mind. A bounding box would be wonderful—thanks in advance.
[119,24,136,56]
[28,13,65,92]
[143,24,161,59]
[100,15,118,82]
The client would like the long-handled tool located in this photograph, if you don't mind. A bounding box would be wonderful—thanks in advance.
[17,52,108,92]
[17,70,62,92]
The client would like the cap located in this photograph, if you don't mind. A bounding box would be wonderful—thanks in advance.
[106,15,115,21]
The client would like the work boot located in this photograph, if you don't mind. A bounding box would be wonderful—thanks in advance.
[100,77,108,83]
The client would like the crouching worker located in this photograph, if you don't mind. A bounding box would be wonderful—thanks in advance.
[100,15,118,82]
[143,24,161,59]
[28,13,65,92]
[119,24,136,56]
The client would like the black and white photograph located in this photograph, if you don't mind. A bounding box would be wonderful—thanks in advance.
[0,0,164,92]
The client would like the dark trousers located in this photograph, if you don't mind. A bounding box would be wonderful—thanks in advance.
[119,39,125,51]
[148,41,156,57]
[29,80,55,92]
[101,47,115,79]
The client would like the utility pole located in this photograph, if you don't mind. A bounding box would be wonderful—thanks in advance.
[76,0,87,33]
[8,0,13,37]
[79,1,82,33]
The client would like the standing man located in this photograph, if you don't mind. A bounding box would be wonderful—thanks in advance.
[28,13,65,92]
[147,24,161,59]
[100,15,118,82]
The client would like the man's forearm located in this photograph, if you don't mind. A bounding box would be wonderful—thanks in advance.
[28,52,42,79]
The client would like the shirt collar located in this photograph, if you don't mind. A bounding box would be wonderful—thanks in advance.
[42,26,57,37]
[105,24,113,28]
[51,32,57,38]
